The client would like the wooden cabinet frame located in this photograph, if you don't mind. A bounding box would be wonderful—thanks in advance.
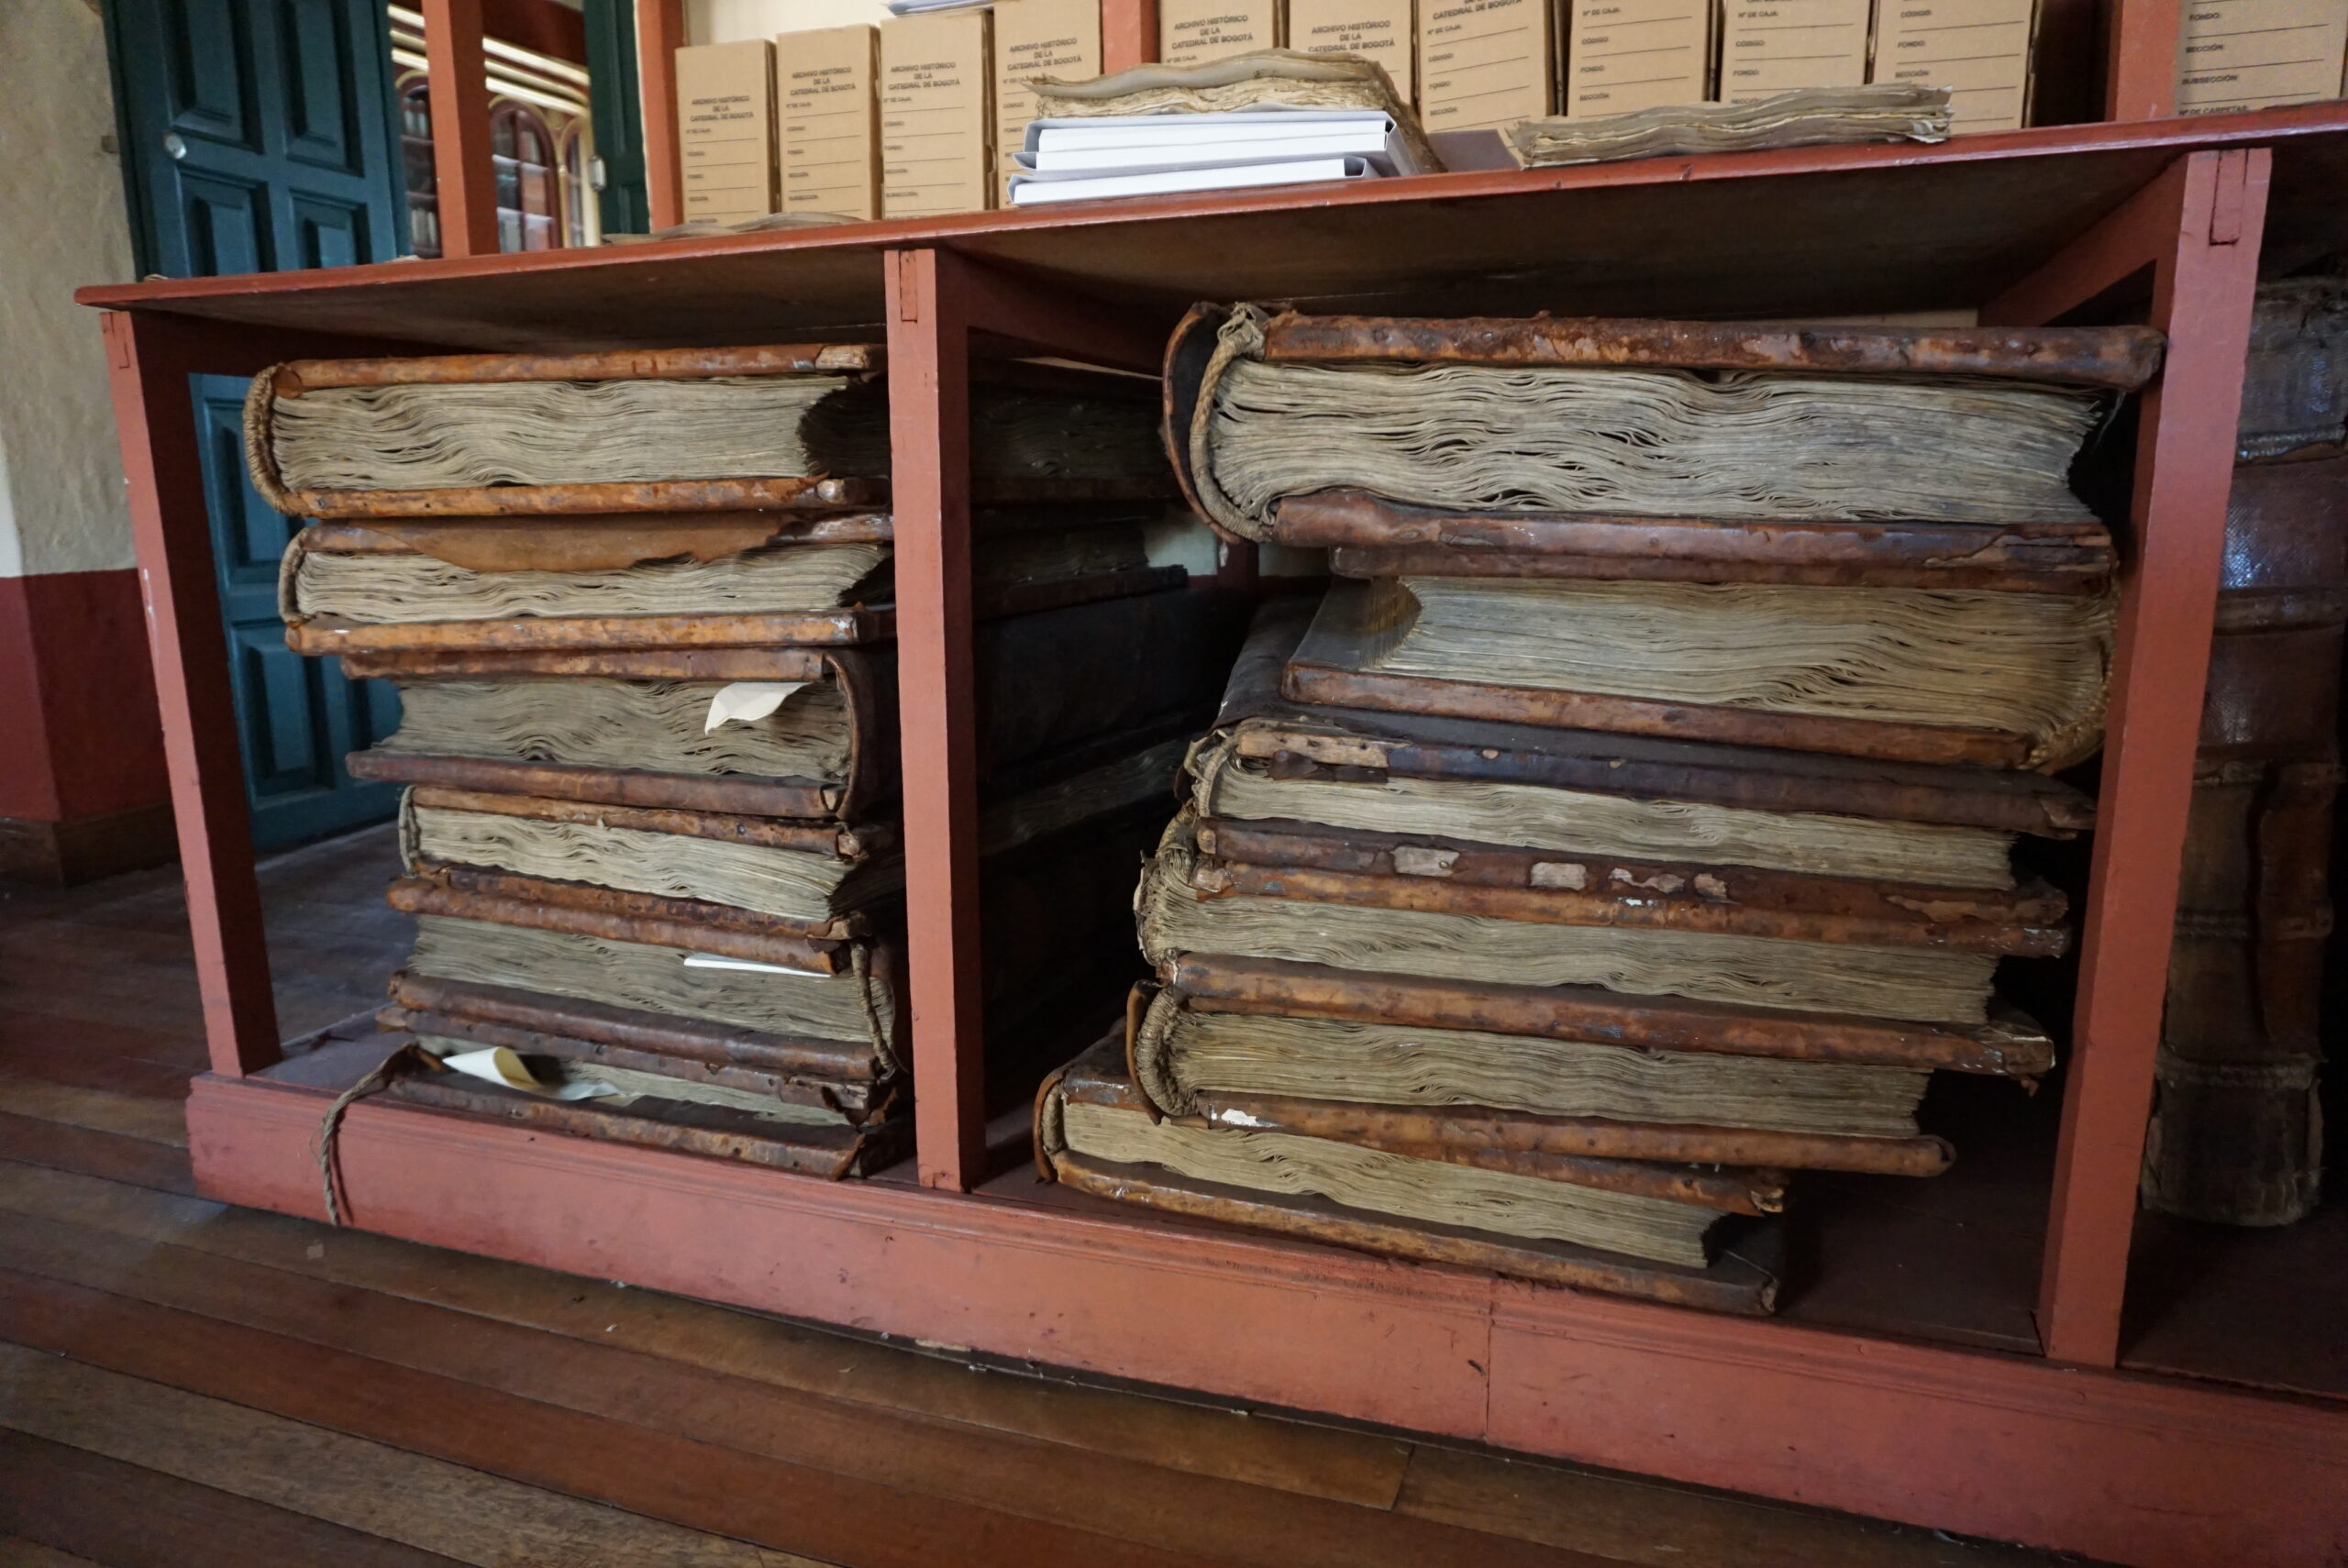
[86,120,2348,1563]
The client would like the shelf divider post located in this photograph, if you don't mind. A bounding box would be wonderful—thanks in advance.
[888,248,988,1189]
[1984,147,2270,1366]
[100,312,285,1077]
[422,0,500,258]
[637,0,686,231]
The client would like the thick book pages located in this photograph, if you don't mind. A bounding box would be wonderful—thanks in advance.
[404,911,903,1062]
[1164,952,2054,1078]
[338,586,1244,824]
[1130,981,1928,1142]
[1031,48,1441,173]
[1142,813,2008,1026]
[1188,816,2070,955]
[386,1066,910,1177]
[278,518,1181,655]
[397,787,902,928]
[1036,1036,1784,1311]
[1283,577,2111,770]
[385,969,895,1118]
[1162,304,2161,567]
[282,522,1145,626]
[1507,84,1952,168]
[246,345,1172,517]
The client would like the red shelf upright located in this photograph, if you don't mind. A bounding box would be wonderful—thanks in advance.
[84,121,2348,1565]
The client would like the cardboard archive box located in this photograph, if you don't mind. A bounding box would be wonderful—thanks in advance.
[1716,0,1871,101]
[995,0,1103,203]
[1290,0,1419,101]
[1564,0,1716,116]
[1418,0,1552,132]
[1160,0,1283,65]
[776,25,880,221]
[2177,0,2348,112]
[880,7,993,216]
[676,39,777,222]
[1869,0,2036,131]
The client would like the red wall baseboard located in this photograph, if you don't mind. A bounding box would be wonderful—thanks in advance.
[0,569,171,826]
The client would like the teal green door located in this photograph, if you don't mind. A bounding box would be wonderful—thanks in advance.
[105,0,407,845]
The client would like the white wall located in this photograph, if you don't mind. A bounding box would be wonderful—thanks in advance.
[0,0,138,579]
[689,0,893,46]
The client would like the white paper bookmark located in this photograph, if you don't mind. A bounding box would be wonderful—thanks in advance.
[704,680,811,734]
[435,1045,620,1101]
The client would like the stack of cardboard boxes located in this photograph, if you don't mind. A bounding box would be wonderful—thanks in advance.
[678,0,2217,228]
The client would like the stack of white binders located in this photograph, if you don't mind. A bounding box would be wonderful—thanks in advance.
[1006,109,1426,205]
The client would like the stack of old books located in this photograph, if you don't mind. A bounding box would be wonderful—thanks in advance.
[251,342,1217,1176]
[1036,304,2164,1312]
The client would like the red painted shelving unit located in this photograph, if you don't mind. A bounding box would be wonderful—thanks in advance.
[80,2,2348,1555]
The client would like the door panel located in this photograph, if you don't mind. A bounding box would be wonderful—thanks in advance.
[108,0,407,847]
[175,171,271,276]
[194,376,401,845]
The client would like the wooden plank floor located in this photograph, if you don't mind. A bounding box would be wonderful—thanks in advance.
[0,828,2087,1568]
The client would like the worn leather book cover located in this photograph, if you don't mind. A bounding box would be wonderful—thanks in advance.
[1035,1034,1787,1313]
[1206,596,2097,838]
[1187,813,2071,956]
[337,584,1245,824]
[278,511,1185,655]
[2143,448,2345,1225]
[1162,303,2158,584]
[384,968,897,1118]
[1124,983,1955,1176]
[1281,576,2110,772]
[384,1069,909,1177]
[1159,951,2054,1078]
[245,344,1172,518]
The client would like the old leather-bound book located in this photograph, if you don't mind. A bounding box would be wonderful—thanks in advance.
[1279,574,2111,770]
[1164,304,2157,580]
[334,588,1241,823]
[1036,1032,1785,1311]
[274,512,1181,656]
[2142,436,2348,1225]
[245,344,1170,517]
[1128,983,1956,1175]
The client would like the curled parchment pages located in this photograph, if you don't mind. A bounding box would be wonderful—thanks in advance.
[704,680,811,734]
[431,1045,620,1101]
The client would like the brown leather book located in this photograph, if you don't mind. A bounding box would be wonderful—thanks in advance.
[384,970,896,1117]
[1206,596,2096,838]
[1035,1033,1787,1313]
[1281,577,2109,772]
[385,1071,910,1178]
[245,343,1171,518]
[1163,303,2155,588]
[334,587,1241,824]
[2143,448,2345,1225]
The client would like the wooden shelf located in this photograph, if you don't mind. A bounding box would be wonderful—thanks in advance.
[79,107,2348,349]
[84,116,2348,1566]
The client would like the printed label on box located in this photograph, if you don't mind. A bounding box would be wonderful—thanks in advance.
[1418,0,1551,130]
[2178,0,2348,110]
[778,25,881,220]
[1718,0,1870,101]
[1290,0,1417,101]
[1160,0,1282,65]
[880,9,992,217]
[1567,0,1713,116]
[1869,0,2035,131]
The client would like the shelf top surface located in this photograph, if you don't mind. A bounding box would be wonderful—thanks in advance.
[79,105,2348,354]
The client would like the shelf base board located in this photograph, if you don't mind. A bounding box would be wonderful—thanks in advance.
[189,1065,2348,1567]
